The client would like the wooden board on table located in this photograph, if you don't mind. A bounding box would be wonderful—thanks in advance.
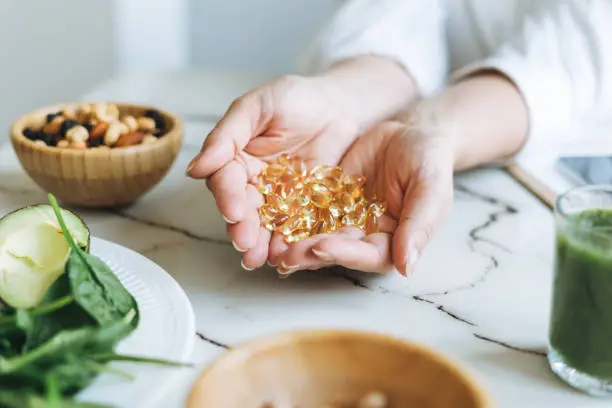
[506,163,556,209]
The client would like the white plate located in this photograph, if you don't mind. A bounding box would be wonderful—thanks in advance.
[76,237,195,408]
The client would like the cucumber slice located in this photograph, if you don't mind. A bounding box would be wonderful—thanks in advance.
[0,205,90,309]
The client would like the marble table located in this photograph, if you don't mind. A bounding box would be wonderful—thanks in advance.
[1,70,609,408]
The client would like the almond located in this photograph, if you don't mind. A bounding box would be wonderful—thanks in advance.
[90,122,109,140]
[43,116,64,134]
[115,131,145,147]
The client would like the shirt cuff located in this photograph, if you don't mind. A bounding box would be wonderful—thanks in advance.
[309,44,448,99]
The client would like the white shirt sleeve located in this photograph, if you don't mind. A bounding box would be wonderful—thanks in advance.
[299,0,449,98]
[452,0,612,155]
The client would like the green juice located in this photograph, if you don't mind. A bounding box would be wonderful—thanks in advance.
[550,209,612,380]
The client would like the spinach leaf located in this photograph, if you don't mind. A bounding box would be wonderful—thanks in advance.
[22,274,94,351]
[0,338,12,354]
[92,352,191,367]
[0,329,23,357]
[0,309,136,374]
[0,390,112,408]
[0,356,97,397]
[48,195,138,328]
[66,252,137,327]
[15,309,33,332]
[44,374,61,408]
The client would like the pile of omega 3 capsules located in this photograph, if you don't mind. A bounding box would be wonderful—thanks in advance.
[257,154,386,243]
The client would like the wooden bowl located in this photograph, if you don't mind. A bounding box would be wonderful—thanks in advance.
[188,330,494,408]
[10,102,183,208]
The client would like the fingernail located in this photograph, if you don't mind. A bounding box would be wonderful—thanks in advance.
[312,248,333,261]
[277,264,298,276]
[241,260,254,271]
[232,241,246,253]
[277,267,292,275]
[398,247,420,278]
[267,260,276,268]
[280,261,298,270]
[185,153,202,176]
[223,215,237,225]
[409,247,420,266]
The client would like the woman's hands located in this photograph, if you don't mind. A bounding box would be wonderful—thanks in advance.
[272,114,455,277]
[187,62,528,276]
[272,73,529,276]
[186,75,360,270]
[186,56,417,271]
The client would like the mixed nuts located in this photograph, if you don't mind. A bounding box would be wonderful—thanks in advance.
[22,103,166,149]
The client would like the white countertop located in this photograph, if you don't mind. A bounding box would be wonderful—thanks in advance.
[1,69,611,408]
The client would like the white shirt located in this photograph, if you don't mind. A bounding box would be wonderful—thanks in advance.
[302,0,612,155]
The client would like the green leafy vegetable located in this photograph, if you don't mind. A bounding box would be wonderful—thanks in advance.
[0,195,187,408]
[48,195,138,328]
[0,390,112,408]
[21,274,94,351]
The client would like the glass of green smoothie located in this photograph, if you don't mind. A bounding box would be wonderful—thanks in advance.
[549,185,612,396]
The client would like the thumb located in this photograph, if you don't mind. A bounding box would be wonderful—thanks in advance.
[392,169,453,277]
[186,92,266,178]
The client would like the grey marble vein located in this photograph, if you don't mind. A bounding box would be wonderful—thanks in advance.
[109,210,231,247]
[196,331,230,349]
[412,295,477,326]
[420,183,518,297]
[473,333,546,357]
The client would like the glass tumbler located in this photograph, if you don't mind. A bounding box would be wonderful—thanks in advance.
[549,185,612,396]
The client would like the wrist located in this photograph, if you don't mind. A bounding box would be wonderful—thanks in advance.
[403,73,529,171]
[397,98,461,170]
[312,55,419,130]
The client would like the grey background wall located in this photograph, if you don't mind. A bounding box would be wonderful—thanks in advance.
[0,0,338,135]
[0,0,116,139]
[189,0,338,74]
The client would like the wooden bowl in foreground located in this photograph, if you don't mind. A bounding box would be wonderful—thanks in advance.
[188,330,493,408]
[10,102,183,208]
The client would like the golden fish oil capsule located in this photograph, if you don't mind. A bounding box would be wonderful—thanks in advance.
[344,174,366,186]
[310,184,332,208]
[328,201,342,218]
[299,206,317,229]
[292,159,308,178]
[330,166,344,180]
[338,191,355,213]
[353,204,368,226]
[343,175,366,199]
[257,179,274,195]
[319,209,337,233]
[365,212,379,234]
[266,194,290,213]
[310,165,333,181]
[258,204,278,220]
[264,163,287,180]
[355,195,368,208]
[341,213,362,227]
[292,194,311,207]
[286,228,310,243]
[368,202,386,218]
[277,153,292,166]
[272,213,289,228]
[322,176,342,192]
[342,183,361,200]
[280,215,302,236]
